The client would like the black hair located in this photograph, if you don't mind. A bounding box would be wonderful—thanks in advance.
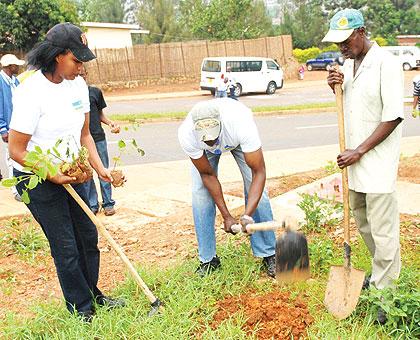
[26,40,68,74]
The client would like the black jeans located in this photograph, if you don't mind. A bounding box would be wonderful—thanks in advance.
[14,169,102,314]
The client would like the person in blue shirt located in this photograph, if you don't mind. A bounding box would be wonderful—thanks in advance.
[0,54,24,201]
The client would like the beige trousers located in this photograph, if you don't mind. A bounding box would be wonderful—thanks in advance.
[349,190,401,289]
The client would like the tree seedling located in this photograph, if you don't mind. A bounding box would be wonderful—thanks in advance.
[1,137,94,203]
[111,137,144,187]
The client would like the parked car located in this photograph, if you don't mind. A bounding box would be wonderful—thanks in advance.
[382,46,420,71]
[200,57,284,96]
[306,52,344,71]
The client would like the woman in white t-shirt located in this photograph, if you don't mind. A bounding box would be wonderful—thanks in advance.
[8,23,124,322]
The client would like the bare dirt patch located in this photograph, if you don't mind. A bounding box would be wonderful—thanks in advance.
[225,168,329,198]
[212,290,313,339]
[398,153,420,184]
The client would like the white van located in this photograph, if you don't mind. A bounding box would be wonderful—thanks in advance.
[382,46,420,71]
[200,57,284,96]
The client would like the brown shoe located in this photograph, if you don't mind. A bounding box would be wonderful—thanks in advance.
[104,207,116,216]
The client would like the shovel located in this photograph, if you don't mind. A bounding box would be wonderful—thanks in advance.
[323,82,365,320]
[63,184,164,317]
[231,220,310,282]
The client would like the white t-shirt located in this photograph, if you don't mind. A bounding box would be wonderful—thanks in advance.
[217,77,228,92]
[342,43,404,193]
[10,70,89,172]
[178,98,261,159]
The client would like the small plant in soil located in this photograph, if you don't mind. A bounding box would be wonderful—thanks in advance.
[0,217,48,262]
[297,193,343,233]
[111,138,144,187]
[323,160,340,175]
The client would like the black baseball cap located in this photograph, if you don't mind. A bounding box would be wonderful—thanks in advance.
[46,23,96,62]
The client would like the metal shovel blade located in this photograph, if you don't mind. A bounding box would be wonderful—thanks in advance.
[324,265,365,320]
[275,230,310,283]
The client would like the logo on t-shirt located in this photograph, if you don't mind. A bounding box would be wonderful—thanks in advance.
[224,144,235,150]
[72,100,83,111]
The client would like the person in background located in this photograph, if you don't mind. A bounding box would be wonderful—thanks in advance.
[80,67,120,216]
[412,75,420,118]
[215,74,228,98]
[0,53,25,201]
[298,65,305,80]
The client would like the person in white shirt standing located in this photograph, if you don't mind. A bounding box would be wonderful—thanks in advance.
[215,74,228,98]
[178,99,276,277]
[8,23,125,322]
[0,54,25,201]
[324,9,404,324]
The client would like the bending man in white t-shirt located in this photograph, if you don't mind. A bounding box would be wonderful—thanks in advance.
[178,99,276,277]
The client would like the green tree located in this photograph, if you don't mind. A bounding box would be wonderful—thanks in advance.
[79,0,125,23]
[0,0,79,51]
[277,0,328,49]
[187,0,273,41]
[137,0,183,43]
[322,0,419,41]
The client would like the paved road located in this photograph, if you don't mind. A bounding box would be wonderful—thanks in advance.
[105,107,419,166]
[1,109,418,176]
[106,77,416,115]
[106,84,336,114]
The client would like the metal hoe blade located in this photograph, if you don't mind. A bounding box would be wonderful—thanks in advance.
[275,230,310,283]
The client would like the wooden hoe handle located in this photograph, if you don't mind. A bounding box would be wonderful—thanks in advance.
[63,184,162,308]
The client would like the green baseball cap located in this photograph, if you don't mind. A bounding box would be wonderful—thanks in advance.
[322,9,364,43]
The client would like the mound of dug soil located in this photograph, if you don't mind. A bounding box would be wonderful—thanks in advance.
[212,290,313,339]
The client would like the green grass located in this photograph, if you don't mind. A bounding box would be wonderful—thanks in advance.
[0,223,418,339]
[0,217,48,263]
[108,102,336,122]
[251,101,335,113]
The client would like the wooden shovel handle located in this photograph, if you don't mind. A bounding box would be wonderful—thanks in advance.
[334,84,351,263]
[63,184,162,308]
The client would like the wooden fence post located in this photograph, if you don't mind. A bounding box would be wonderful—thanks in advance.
[158,43,163,78]
[125,47,133,81]
[94,48,101,83]
[180,42,187,76]
[264,37,269,58]
[280,36,287,64]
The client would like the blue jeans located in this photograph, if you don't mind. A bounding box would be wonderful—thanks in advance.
[192,146,276,263]
[215,90,227,98]
[14,169,102,314]
[228,87,238,100]
[85,139,115,211]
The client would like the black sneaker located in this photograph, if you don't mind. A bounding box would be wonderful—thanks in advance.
[196,256,221,277]
[377,306,387,325]
[78,310,94,323]
[262,255,276,278]
[362,274,371,290]
[95,295,126,309]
